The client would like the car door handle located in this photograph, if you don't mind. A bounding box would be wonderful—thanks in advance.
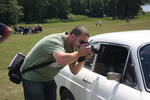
[83,78,93,84]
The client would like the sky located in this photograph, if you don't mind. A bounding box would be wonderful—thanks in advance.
[141,4,150,12]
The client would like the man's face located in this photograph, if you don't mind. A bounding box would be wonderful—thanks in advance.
[72,34,89,48]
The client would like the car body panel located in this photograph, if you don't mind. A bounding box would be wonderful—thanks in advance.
[55,30,150,100]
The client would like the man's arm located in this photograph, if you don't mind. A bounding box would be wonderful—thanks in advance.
[53,50,94,75]
[68,51,94,75]
[53,51,80,66]
[69,61,85,75]
[52,44,91,66]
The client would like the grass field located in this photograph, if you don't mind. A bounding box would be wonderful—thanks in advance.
[0,13,150,100]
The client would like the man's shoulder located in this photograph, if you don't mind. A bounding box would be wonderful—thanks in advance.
[50,32,65,37]
[45,32,65,41]
[37,32,65,46]
[43,32,63,38]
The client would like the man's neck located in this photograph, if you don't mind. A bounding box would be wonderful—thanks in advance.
[66,34,74,50]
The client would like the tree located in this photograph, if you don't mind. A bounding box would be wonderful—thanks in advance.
[71,0,82,14]
[20,0,49,22]
[46,0,58,18]
[0,0,22,25]
[117,0,143,19]
[90,0,104,17]
[2,0,143,23]
[48,0,71,19]
[108,0,118,19]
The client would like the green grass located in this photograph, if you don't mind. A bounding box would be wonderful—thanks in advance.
[0,13,150,100]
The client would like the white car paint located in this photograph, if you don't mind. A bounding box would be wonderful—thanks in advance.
[55,30,150,100]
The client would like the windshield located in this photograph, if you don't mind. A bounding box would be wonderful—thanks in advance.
[139,44,150,90]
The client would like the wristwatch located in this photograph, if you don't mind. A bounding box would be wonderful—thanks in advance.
[78,56,86,62]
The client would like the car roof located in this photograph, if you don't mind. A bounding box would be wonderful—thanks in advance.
[90,30,150,48]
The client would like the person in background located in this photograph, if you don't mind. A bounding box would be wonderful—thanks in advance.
[0,23,13,43]
[21,25,93,100]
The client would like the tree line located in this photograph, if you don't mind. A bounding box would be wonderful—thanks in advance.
[0,0,144,25]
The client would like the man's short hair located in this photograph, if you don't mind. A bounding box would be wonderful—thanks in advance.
[69,26,90,37]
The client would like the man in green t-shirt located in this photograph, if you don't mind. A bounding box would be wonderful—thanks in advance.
[21,26,92,100]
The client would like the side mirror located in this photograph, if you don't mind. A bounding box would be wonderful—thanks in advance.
[107,72,121,81]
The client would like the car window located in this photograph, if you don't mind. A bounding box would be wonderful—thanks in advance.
[93,44,138,89]
[139,44,150,91]
[121,56,138,89]
[93,44,128,75]
[85,56,94,70]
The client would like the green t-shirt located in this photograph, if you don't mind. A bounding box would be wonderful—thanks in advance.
[21,32,72,81]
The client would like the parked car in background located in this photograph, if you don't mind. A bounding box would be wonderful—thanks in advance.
[55,30,150,100]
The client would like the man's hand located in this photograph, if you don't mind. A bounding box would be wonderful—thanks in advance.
[78,44,92,57]
[85,52,94,59]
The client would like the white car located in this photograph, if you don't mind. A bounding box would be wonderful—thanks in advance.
[55,30,150,100]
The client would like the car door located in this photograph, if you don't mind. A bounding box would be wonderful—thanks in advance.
[88,43,142,100]
[111,54,142,100]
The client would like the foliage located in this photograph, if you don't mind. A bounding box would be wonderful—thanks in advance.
[0,0,22,25]
[19,0,49,22]
[0,0,144,24]
[117,0,143,19]
[43,18,61,23]
[67,14,89,21]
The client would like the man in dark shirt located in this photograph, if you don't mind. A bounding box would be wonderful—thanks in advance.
[0,23,13,43]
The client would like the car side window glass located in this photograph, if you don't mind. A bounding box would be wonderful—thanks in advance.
[121,56,138,89]
[85,56,94,70]
[93,44,128,76]
[93,44,138,89]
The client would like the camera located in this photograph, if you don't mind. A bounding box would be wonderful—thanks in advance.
[78,40,99,62]
[80,40,99,54]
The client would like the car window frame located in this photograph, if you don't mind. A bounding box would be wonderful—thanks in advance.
[92,42,140,89]
[120,52,140,90]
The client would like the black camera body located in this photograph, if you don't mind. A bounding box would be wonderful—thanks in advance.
[80,40,99,54]
[77,40,99,62]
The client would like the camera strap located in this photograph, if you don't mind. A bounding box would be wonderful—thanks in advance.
[21,60,55,74]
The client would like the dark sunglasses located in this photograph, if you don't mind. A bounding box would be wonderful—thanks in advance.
[80,40,88,44]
